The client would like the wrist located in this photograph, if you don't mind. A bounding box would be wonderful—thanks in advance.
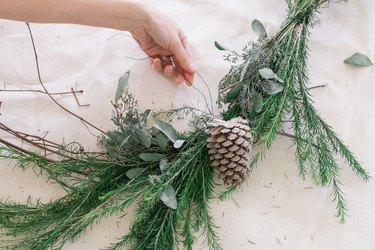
[56,0,151,32]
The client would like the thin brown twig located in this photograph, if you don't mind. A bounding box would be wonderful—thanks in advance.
[276,130,321,150]
[0,122,78,161]
[25,23,106,136]
[307,84,327,91]
[0,88,84,96]
[0,122,105,157]
[71,88,89,107]
[0,138,56,162]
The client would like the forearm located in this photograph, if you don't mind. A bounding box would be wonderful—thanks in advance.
[0,0,149,31]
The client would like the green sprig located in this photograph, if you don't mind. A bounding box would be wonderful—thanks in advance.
[219,0,370,222]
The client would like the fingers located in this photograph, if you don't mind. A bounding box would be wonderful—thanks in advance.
[150,33,196,85]
[151,58,177,80]
[170,34,196,75]
[152,58,162,71]
[164,65,174,77]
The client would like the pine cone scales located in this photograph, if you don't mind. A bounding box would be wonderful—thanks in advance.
[206,117,253,186]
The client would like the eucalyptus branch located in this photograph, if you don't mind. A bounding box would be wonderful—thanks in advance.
[219,0,369,221]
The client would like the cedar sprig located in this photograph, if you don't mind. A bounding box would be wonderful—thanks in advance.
[106,130,221,250]
[218,0,370,222]
[0,92,220,249]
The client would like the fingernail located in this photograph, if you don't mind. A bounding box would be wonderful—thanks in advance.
[188,63,196,72]
[185,80,193,86]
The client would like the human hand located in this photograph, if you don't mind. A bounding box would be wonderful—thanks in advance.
[130,6,195,85]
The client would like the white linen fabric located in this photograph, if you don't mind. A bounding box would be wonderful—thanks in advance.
[0,1,374,249]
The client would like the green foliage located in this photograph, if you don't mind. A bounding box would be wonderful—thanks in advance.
[115,71,130,103]
[344,52,373,67]
[0,145,148,249]
[105,130,221,250]
[218,0,370,222]
[0,97,219,249]
[0,1,370,249]
[251,19,267,40]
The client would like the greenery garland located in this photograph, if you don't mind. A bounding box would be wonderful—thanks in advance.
[0,0,370,249]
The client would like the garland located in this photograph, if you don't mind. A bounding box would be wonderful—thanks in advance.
[0,0,370,249]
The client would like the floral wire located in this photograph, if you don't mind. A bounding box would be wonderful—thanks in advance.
[108,28,215,116]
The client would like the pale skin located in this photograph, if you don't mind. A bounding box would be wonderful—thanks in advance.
[0,0,195,85]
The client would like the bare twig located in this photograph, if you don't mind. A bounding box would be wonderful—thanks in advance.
[0,122,78,161]
[25,23,106,135]
[0,122,105,158]
[307,84,327,91]
[0,88,84,96]
[71,88,89,107]
[0,137,56,162]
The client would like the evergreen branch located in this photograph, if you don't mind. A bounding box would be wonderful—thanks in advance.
[105,130,221,250]
[152,105,209,121]
[219,0,369,221]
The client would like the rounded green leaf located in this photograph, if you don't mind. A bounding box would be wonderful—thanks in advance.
[251,88,263,113]
[115,71,130,103]
[154,120,178,143]
[344,53,373,67]
[259,68,278,80]
[139,153,166,162]
[240,60,252,82]
[251,19,267,40]
[134,128,151,148]
[225,83,243,103]
[107,130,128,145]
[154,133,168,149]
[126,168,145,179]
[214,41,229,51]
[160,184,178,209]
[173,140,185,149]
[263,80,284,95]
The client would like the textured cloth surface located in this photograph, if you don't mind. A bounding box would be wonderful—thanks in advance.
[1,1,374,249]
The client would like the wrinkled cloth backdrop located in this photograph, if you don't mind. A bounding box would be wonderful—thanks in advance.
[0,0,374,249]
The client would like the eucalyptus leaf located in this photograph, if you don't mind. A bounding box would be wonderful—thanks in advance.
[259,68,278,80]
[225,83,243,103]
[251,19,267,40]
[154,120,178,143]
[143,109,151,119]
[115,71,130,103]
[240,60,252,82]
[159,159,170,173]
[119,135,131,148]
[173,140,185,149]
[160,184,178,209]
[263,80,284,95]
[251,88,263,113]
[107,131,128,145]
[344,53,373,67]
[154,133,168,149]
[139,153,166,162]
[134,128,151,148]
[214,41,230,51]
[126,168,145,180]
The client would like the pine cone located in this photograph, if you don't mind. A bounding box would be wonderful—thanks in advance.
[206,117,253,186]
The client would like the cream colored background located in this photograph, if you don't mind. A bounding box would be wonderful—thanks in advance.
[1,0,375,249]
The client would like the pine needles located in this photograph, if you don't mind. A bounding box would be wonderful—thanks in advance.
[107,130,220,250]
[0,0,370,249]
[0,90,220,249]
[218,0,370,222]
